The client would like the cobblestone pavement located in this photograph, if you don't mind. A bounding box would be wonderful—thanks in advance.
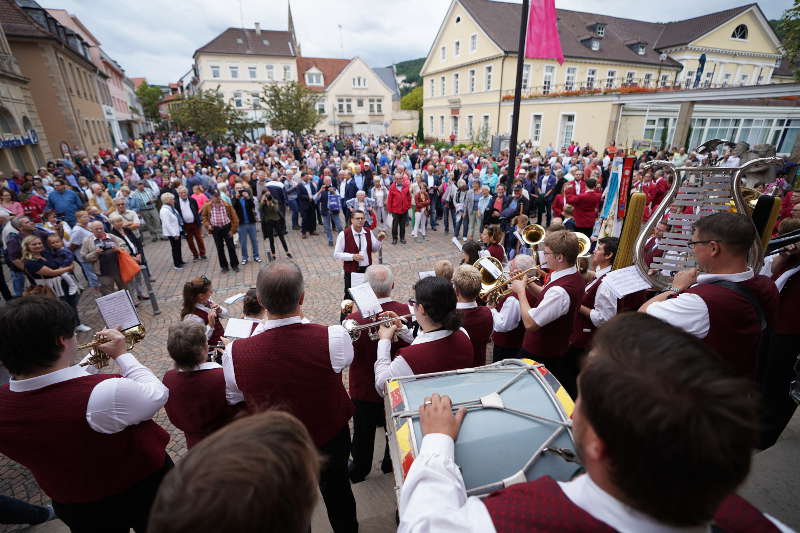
[1,224,798,532]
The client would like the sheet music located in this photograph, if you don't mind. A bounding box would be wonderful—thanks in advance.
[224,293,247,305]
[604,266,653,300]
[479,257,503,279]
[451,236,463,251]
[478,249,490,258]
[348,283,383,318]
[418,271,435,279]
[224,318,256,338]
[95,290,140,331]
[350,272,367,287]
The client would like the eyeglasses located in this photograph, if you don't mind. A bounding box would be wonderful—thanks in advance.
[687,240,716,249]
[408,298,417,307]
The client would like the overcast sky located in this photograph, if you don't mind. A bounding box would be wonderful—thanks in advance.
[49,0,792,85]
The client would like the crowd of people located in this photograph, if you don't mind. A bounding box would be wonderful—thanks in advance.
[0,130,798,532]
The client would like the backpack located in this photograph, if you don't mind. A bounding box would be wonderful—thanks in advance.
[327,191,341,213]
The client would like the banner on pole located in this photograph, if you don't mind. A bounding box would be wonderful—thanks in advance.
[525,0,564,64]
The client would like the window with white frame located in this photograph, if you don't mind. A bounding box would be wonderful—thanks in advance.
[467,115,474,138]
[452,116,459,138]
[368,98,383,113]
[590,39,600,51]
[739,73,749,85]
[305,71,323,86]
[482,114,490,134]
[606,69,616,88]
[454,40,460,56]
[637,44,646,55]
[440,46,446,61]
[233,91,242,107]
[531,114,542,144]
[453,72,460,95]
[249,66,257,79]
[565,67,576,90]
[229,66,239,79]
[283,65,292,81]
[704,71,713,87]
[684,71,695,88]
[731,24,748,40]
[660,73,669,87]
[211,65,220,78]
[596,23,606,37]
[337,97,352,113]
[469,69,476,92]
[470,34,477,52]
[586,68,596,89]
[543,65,555,95]
[429,115,434,134]
[485,65,493,91]
[356,98,364,109]
[522,64,531,90]
[440,115,445,135]
[440,75,446,96]
[643,73,652,87]
[252,93,260,109]
[353,76,367,88]
[625,71,635,85]
[722,72,732,86]
[429,78,434,96]
[266,65,274,80]
[316,99,326,114]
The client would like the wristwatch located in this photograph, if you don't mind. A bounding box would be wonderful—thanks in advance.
[665,286,681,294]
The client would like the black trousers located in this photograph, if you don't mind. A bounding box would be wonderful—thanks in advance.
[350,399,391,481]
[559,346,586,399]
[319,425,359,533]
[492,344,521,363]
[759,332,800,449]
[211,224,238,269]
[520,349,579,396]
[167,236,183,267]
[341,267,367,321]
[53,455,173,533]
[300,203,317,234]
[391,212,407,241]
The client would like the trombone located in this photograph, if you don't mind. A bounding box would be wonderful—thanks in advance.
[342,314,414,341]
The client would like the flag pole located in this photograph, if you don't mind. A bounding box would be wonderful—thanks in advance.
[507,0,529,182]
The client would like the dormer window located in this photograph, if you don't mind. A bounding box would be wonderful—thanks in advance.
[305,71,323,86]
[637,44,646,55]
[595,23,606,37]
[591,39,600,51]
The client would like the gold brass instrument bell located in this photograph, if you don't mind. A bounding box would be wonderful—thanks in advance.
[77,325,146,369]
[520,223,546,247]
[473,256,542,305]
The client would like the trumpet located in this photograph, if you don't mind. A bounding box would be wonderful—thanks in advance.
[342,314,413,341]
[481,267,544,305]
[77,325,146,369]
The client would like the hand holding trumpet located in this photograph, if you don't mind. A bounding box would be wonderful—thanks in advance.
[377,311,404,341]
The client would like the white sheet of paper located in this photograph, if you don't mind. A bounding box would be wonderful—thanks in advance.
[418,271,435,279]
[224,318,256,338]
[95,290,140,331]
[479,257,503,278]
[451,236,463,251]
[604,265,653,299]
[350,272,366,287]
[514,230,523,244]
[224,293,247,305]
[478,249,490,258]
[349,283,382,318]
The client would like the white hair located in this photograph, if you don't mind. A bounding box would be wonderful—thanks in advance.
[365,264,394,298]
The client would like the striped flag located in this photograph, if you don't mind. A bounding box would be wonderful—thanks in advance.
[525,0,564,65]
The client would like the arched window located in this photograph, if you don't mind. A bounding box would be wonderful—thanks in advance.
[22,116,33,132]
[731,24,748,40]
[0,107,20,134]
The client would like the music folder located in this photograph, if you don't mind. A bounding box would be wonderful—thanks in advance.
[95,290,141,332]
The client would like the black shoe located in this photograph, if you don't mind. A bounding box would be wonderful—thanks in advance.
[328,241,334,247]
[286,252,293,258]
[392,239,398,245]
[221,267,230,273]
[200,256,208,260]
[233,266,240,273]
[192,257,200,262]
[400,239,406,244]
[381,459,393,474]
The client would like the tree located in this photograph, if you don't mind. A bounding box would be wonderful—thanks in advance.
[261,82,321,140]
[400,86,423,111]
[416,112,424,143]
[777,2,800,80]
[136,81,163,122]
[171,89,236,142]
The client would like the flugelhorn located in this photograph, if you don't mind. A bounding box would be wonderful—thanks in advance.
[342,314,413,341]
[78,325,146,369]
[480,267,544,305]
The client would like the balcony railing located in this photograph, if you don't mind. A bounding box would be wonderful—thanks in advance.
[500,77,774,100]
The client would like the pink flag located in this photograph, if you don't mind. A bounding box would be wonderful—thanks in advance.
[525,0,564,65]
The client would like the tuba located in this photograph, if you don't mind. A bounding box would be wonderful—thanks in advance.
[520,224,546,247]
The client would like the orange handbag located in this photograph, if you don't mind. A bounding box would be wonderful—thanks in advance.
[117,249,142,284]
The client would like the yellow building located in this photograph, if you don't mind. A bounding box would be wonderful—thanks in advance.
[422,0,799,152]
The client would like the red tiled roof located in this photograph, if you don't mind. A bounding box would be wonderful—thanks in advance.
[130,77,146,89]
[296,56,351,91]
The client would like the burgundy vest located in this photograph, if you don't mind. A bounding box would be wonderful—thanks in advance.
[193,306,225,346]
[400,330,474,375]
[484,476,779,533]
[491,293,526,349]
[162,368,240,449]
[569,273,607,350]
[772,264,800,335]
[684,276,778,378]
[522,271,586,358]
[487,244,505,263]
[461,306,494,367]
[343,227,373,273]
[348,300,411,403]
[231,322,354,447]
[0,374,169,503]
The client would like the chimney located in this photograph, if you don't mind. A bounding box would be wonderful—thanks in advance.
[254,22,261,35]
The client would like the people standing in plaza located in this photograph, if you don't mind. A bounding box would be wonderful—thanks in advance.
[315,176,343,247]
[108,214,149,302]
[79,220,129,296]
[0,297,171,532]
[129,180,162,242]
[44,179,82,227]
[4,216,51,296]
[370,176,388,230]
[387,173,411,245]
[201,193,240,273]
[232,186,261,264]
[176,186,206,262]
[259,190,291,261]
[467,181,485,241]
[296,171,319,240]
[159,193,185,270]
[223,262,359,533]
[411,185,430,242]
[334,209,386,308]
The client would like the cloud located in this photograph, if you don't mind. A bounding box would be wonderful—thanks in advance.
[45,0,791,85]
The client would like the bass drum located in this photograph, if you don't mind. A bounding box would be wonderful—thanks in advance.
[384,359,581,499]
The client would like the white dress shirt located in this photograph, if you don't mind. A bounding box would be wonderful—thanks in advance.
[9,353,168,435]
[178,197,195,224]
[645,269,754,339]
[179,361,222,373]
[334,228,383,267]
[397,433,793,533]
[222,316,354,406]
[184,303,229,341]
[586,265,613,328]
[527,267,577,327]
[490,296,520,332]
[456,301,477,309]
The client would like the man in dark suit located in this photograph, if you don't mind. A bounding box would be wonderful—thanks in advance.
[176,186,205,261]
[536,167,557,226]
[297,171,319,239]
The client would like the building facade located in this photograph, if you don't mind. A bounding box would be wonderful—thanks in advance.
[0,17,50,174]
[421,0,799,152]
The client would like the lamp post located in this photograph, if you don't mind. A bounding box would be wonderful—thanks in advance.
[507,0,530,181]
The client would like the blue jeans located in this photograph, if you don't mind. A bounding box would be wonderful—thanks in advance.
[428,196,439,228]
[288,198,300,228]
[322,211,343,244]
[454,211,468,238]
[0,495,51,525]
[77,259,99,287]
[238,223,260,260]
[442,206,457,232]
[11,270,25,297]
